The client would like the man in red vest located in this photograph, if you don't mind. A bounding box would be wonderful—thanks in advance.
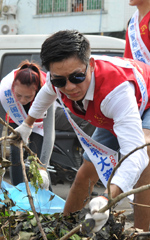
[13,30,150,232]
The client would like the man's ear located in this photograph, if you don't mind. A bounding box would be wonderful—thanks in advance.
[89,57,95,72]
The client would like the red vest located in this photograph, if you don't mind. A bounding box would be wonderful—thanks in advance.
[124,11,150,58]
[56,58,150,135]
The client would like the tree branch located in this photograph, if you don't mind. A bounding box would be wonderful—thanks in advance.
[19,140,47,240]
[0,117,43,165]
[107,143,150,197]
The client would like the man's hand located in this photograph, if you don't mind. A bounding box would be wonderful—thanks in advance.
[14,121,33,144]
[39,169,50,190]
[85,195,109,233]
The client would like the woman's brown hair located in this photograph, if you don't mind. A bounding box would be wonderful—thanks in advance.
[12,60,42,92]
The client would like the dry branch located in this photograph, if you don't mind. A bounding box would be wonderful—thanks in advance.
[60,225,83,240]
[107,142,150,199]
[0,118,48,239]
[19,140,47,240]
[0,117,43,165]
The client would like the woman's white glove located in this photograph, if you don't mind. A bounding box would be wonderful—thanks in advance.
[85,195,109,233]
[14,122,33,144]
[39,169,50,190]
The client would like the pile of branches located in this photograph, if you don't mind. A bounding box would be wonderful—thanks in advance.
[0,200,149,240]
[1,117,150,240]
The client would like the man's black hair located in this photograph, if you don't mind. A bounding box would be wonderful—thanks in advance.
[40,30,91,71]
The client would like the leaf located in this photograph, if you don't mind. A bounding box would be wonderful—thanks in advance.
[18,231,35,240]
[81,218,95,235]
[69,234,81,240]
[27,211,34,218]
[43,227,51,234]
[22,221,32,230]
[59,227,82,239]
[2,191,16,207]
[28,160,43,194]
[11,235,20,240]
[30,216,38,227]
[60,228,69,237]
[49,195,55,201]
[0,158,12,168]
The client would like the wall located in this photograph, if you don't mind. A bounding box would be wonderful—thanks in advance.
[0,0,136,35]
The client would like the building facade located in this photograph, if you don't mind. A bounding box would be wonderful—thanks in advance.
[0,0,136,37]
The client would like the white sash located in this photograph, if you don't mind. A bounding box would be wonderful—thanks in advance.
[56,89,118,188]
[55,55,148,187]
[0,70,45,136]
[128,10,150,65]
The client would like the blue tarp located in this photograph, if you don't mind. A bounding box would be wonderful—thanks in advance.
[0,180,65,214]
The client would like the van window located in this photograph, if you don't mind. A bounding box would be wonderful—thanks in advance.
[0,51,123,80]
[91,51,123,57]
[0,53,46,80]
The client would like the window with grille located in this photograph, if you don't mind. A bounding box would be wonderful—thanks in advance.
[87,0,102,10]
[37,0,104,14]
[37,0,67,13]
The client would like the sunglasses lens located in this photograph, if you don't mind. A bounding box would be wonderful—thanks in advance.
[51,78,66,88]
[70,73,86,84]
[50,64,87,87]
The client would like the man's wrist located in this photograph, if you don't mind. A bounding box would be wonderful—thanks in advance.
[39,167,46,171]
[23,121,33,129]
[99,193,108,200]
[24,115,36,128]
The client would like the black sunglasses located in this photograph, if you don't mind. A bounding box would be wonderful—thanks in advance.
[50,64,88,88]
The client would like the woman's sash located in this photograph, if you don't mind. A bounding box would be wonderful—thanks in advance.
[0,70,44,136]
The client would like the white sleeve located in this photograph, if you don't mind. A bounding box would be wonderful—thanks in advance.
[29,72,57,119]
[101,81,149,193]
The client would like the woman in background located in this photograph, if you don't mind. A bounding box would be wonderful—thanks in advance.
[0,60,55,190]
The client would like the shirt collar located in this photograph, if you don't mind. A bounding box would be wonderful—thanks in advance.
[83,72,95,110]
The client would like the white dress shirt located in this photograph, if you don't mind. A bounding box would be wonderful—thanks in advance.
[29,71,149,193]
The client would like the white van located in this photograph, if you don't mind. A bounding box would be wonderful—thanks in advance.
[0,34,125,80]
[0,34,125,157]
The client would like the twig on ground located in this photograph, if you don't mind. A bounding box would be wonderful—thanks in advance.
[132,232,150,239]
[60,225,82,240]
[19,140,47,240]
[129,201,150,208]
[2,113,9,160]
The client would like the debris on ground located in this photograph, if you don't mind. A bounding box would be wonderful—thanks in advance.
[0,196,149,240]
